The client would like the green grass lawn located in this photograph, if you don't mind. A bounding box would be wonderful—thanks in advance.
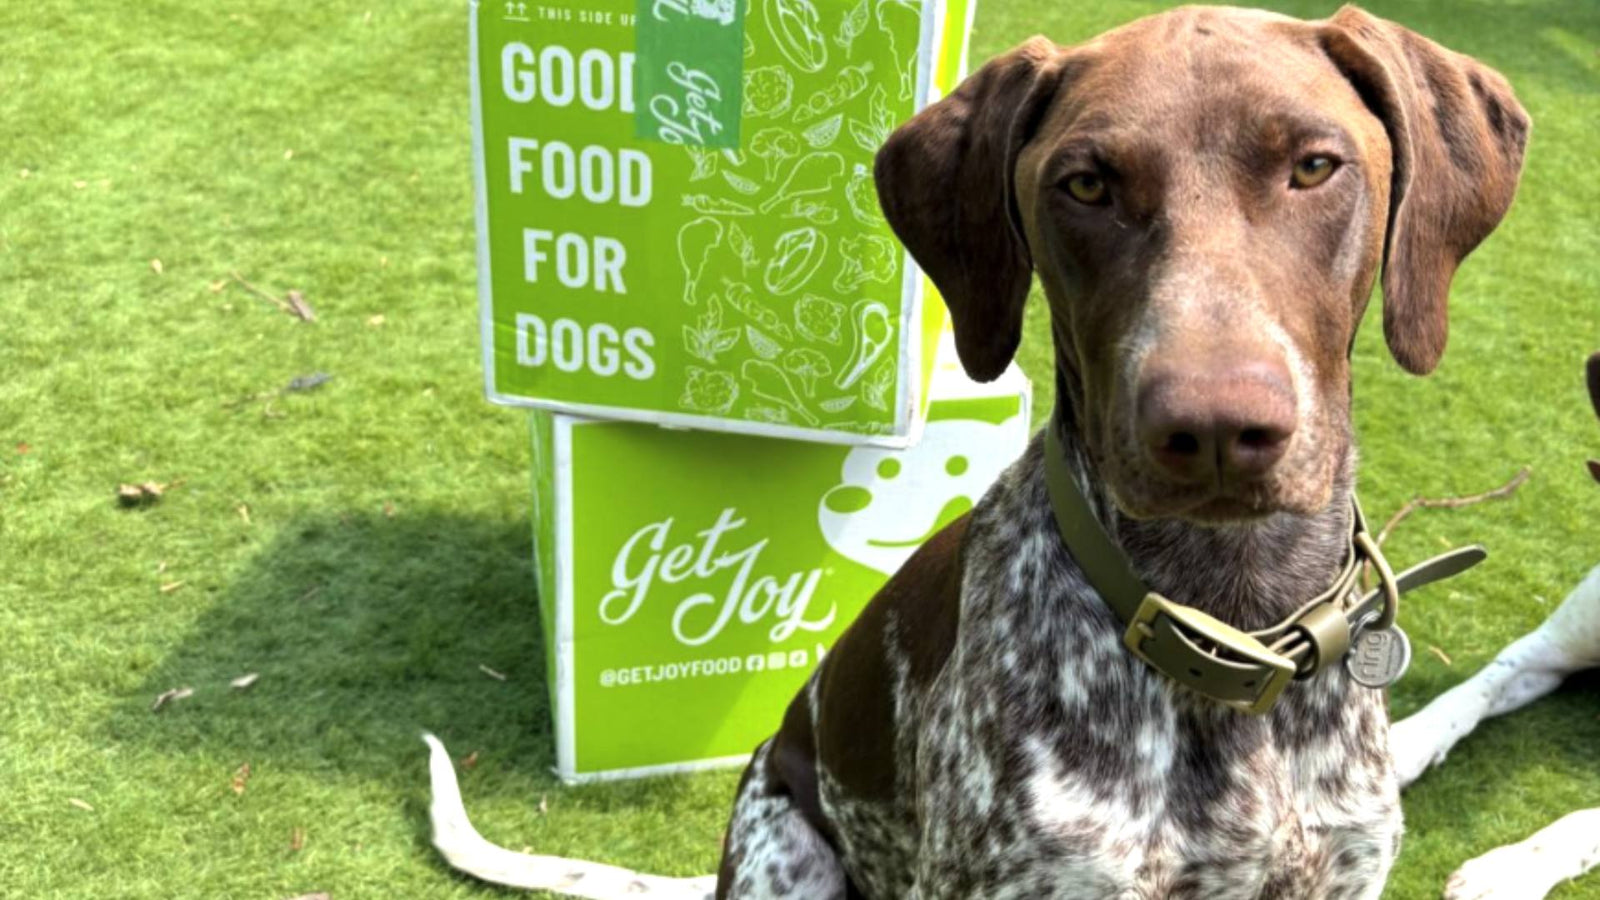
[2,0,1597,896]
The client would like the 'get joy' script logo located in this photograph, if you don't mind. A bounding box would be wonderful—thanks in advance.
[600,508,834,646]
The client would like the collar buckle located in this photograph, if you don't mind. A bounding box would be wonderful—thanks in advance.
[1124,593,1298,715]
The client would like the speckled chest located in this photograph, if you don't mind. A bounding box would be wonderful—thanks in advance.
[817,461,1401,900]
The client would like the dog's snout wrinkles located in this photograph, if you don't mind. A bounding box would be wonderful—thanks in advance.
[1137,358,1296,484]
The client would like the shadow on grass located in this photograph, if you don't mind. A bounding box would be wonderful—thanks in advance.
[105,510,704,808]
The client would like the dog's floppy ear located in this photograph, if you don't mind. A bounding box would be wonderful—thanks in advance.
[1320,6,1529,375]
[875,37,1067,382]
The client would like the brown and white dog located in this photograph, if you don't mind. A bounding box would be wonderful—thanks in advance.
[1387,355,1600,900]
[425,6,1529,898]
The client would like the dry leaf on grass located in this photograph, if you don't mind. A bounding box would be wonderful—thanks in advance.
[538,794,548,816]
[15,442,30,454]
[237,504,251,524]
[285,290,315,322]
[208,279,228,293]
[289,827,305,852]
[459,750,479,770]
[479,664,507,682]
[159,581,185,594]
[286,372,332,392]
[151,687,194,712]
[1429,646,1453,666]
[117,482,162,507]
[382,501,396,518]
[68,798,95,812]
[230,763,251,795]
[283,894,329,900]
[365,314,385,327]
[117,479,183,508]
[283,149,295,160]
[150,258,164,275]
[230,673,260,690]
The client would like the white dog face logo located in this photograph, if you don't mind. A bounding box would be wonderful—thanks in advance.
[818,417,1020,575]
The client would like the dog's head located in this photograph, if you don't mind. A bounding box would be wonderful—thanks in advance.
[877,6,1528,523]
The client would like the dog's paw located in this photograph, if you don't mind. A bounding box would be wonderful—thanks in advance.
[1444,845,1551,900]
[1387,714,1452,789]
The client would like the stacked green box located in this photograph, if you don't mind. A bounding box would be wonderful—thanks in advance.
[471,0,975,446]
[469,0,1008,782]
[532,343,1029,781]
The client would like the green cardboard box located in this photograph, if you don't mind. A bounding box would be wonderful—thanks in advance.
[531,338,1029,780]
[472,0,975,446]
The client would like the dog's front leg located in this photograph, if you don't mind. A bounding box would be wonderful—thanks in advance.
[717,739,849,900]
[1391,563,1600,787]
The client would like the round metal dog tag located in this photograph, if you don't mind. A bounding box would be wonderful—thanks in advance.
[1346,624,1412,688]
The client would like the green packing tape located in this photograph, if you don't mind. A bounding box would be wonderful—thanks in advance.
[634,0,746,148]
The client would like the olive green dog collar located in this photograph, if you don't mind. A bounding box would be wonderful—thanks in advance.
[1044,421,1486,715]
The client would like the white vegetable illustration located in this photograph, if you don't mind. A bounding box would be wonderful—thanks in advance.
[724,280,795,340]
[682,296,742,363]
[728,222,758,274]
[782,348,834,397]
[682,194,755,216]
[834,0,869,56]
[759,152,843,214]
[844,164,882,225]
[686,146,719,182]
[676,217,724,305]
[684,146,746,182]
[763,227,829,296]
[722,170,762,195]
[875,0,920,100]
[782,197,839,225]
[863,360,895,411]
[791,64,873,123]
[833,234,898,292]
[836,300,892,389]
[819,395,857,413]
[794,294,845,344]
[743,66,794,119]
[750,127,800,180]
[745,325,784,360]
[764,0,828,73]
[748,406,790,424]
[801,114,843,148]
[743,359,819,425]
[681,366,740,414]
[847,86,895,154]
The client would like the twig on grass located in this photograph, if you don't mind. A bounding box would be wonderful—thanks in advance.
[1375,467,1532,546]
[1361,466,1531,591]
[229,271,315,321]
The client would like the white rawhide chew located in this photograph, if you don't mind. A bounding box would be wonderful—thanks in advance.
[1390,563,1600,788]
[423,734,716,899]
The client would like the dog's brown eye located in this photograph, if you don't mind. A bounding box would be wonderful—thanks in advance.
[1291,156,1337,188]
[1064,173,1108,205]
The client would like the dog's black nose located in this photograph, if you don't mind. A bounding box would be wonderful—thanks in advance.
[1137,359,1296,484]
